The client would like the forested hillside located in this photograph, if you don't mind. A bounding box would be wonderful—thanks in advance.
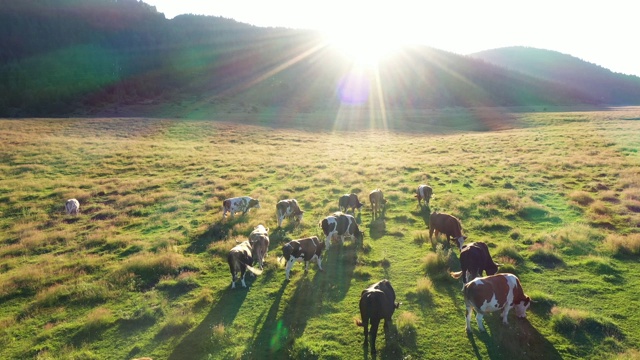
[471,47,640,105]
[2,0,638,118]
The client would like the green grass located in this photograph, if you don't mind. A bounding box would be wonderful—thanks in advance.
[1,107,640,359]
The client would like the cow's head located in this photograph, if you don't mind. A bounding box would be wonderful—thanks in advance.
[249,198,260,209]
[513,296,531,318]
[456,236,467,250]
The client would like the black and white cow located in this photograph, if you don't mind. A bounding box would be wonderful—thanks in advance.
[415,184,433,207]
[222,196,260,218]
[65,198,80,215]
[339,193,364,213]
[227,240,263,289]
[320,212,364,249]
[450,242,499,285]
[280,236,325,280]
[249,224,270,270]
[355,279,400,355]
[276,199,304,227]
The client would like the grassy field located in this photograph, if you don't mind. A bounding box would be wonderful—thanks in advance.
[1,107,640,360]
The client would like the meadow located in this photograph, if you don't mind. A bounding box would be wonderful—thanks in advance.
[1,107,640,360]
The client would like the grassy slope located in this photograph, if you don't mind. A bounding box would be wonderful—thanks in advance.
[1,108,640,360]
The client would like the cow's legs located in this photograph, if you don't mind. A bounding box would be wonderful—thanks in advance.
[325,234,332,249]
[369,318,380,354]
[285,257,295,280]
[476,312,486,332]
[361,317,369,346]
[501,306,511,325]
[240,268,247,288]
[304,261,309,272]
[231,271,237,289]
[277,214,283,228]
[316,257,323,271]
[465,304,474,332]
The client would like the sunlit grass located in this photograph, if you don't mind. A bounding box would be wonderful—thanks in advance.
[1,109,640,359]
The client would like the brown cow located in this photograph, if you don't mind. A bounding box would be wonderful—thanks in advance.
[249,224,270,270]
[451,242,499,285]
[369,189,387,218]
[463,273,531,332]
[415,185,433,207]
[429,212,466,249]
[339,193,364,213]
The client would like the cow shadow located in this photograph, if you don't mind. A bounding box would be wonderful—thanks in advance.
[167,285,249,360]
[469,317,562,360]
[244,281,289,358]
[186,218,242,254]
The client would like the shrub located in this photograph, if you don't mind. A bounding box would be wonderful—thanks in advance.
[396,312,418,347]
[569,191,594,206]
[604,233,640,256]
[212,323,227,345]
[422,245,454,281]
[528,243,564,267]
[495,244,525,264]
[84,307,114,331]
[550,306,623,339]
[111,252,191,290]
[416,277,434,302]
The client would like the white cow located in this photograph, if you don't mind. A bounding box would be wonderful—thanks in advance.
[65,198,80,215]
[222,196,260,218]
[249,224,270,270]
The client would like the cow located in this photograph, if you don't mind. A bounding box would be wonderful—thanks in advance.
[451,242,500,285]
[65,198,80,215]
[276,199,304,227]
[355,280,401,355]
[227,240,263,289]
[463,273,531,332]
[369,189,387,218]
[320,212,364,249]
[222,196,260,218]
[415,184,433,207]
[280,236,325,280]
[429,212,466,249]
[249,224,270,270]
[338,193,364,213]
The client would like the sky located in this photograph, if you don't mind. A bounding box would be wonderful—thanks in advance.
[143,0,640,77]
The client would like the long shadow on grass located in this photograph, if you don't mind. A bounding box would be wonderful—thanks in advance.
[167,285,250,360]
[186,218,242,254]
[470,317,562,360]
[245,244,358,358]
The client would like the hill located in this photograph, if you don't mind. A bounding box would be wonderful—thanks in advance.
[0,0,621,118]
[470,46,640,105]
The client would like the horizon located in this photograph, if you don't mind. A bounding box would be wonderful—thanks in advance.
[143,0,640,78]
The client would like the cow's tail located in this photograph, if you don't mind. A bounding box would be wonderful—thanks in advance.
[450,271,463,279]
[355,318,364,327]
[245,264,263,276]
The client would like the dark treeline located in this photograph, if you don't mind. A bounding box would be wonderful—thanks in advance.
[1,0,637,117]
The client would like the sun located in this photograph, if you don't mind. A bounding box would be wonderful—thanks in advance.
[322,11,408,68]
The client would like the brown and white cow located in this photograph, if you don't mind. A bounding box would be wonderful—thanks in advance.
[451,242,499,285]
[222,196,260,218]
[280,236,325,280]
[249,224,270,270]
[415,184,433,207]
[276,199,304,227]
[339,193,364,213]
[355,279,400,355]
[369,189,387,218]
[320,212,364,249]
[227,240,263,289]
[65,198,80,215]
[429,212,466,249]
[463,273,531,332]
